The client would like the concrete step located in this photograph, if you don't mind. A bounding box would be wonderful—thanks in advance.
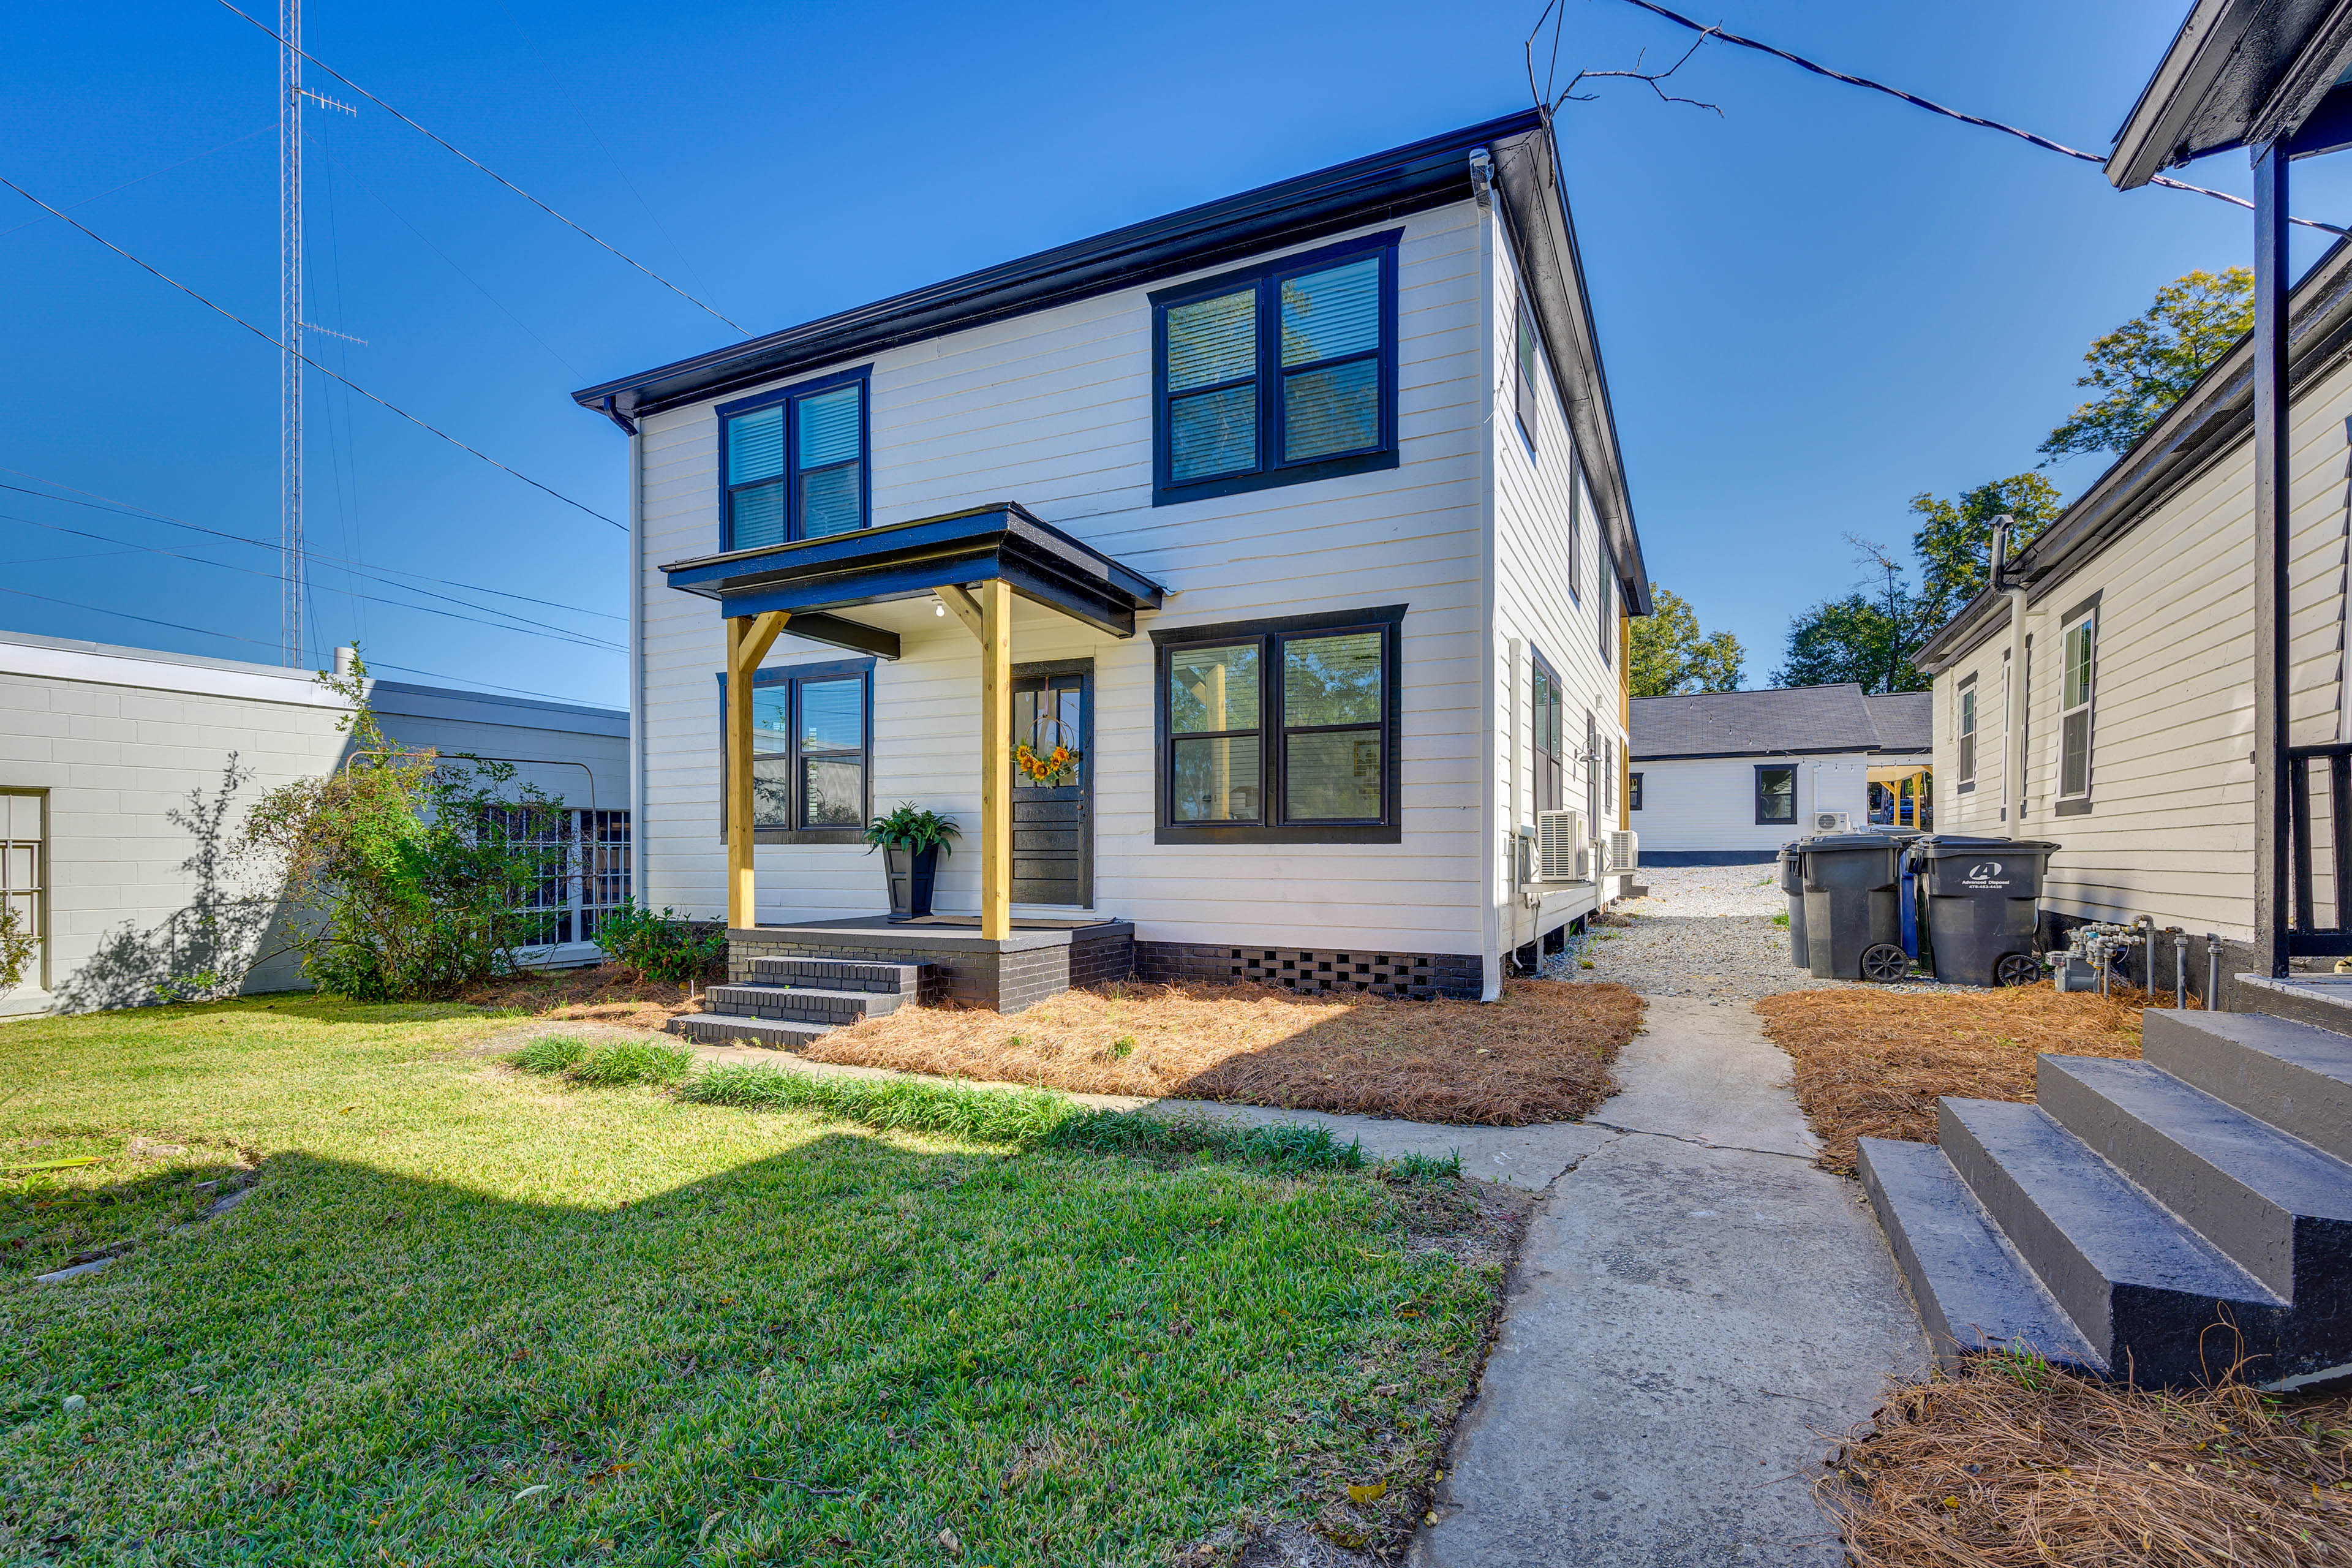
[747,956,929,997]
[1857,1136,2107,1374]
[2037,1054,2352,1303]
[666,1012,829,1050]
[1939,1098,2288,1384]
[2143,1009,2352,1166]
[704,983,903,1026]
[2232,974,2352,1036]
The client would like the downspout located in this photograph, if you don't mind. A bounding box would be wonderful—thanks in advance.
[1507,635,1525,965]
[1472,145,1504,1001]
[628,422,648,902]
[1992,515,2028,840]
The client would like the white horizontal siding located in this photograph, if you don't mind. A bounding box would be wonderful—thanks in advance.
[1929,350,2352,941]
[635,205,1494,953]
[1629,755,1869,852]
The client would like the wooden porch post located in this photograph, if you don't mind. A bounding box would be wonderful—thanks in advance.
[726,610,792,931]
[978,579,1013,940]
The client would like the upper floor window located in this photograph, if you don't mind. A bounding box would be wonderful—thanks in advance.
[1150,232,1400,507]
[1152,605,1403,844]
[1956,678,1978,787]
[718,367,869,551]
[1513,294,1540,450]
[1596,545,1615,663]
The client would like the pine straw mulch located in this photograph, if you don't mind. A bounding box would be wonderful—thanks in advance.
[1752,982,2155,1177]
[793,978,1644,1126]
[456,965,712,1033]
[1822,1352,2352,1566]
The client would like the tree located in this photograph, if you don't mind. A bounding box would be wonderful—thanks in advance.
[2040,267,2253,459]
[1630,586,1745,696]
[1774,537,1929,693]
[1909,472,2065,631]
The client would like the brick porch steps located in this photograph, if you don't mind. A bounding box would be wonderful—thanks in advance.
[667,957,941,1051]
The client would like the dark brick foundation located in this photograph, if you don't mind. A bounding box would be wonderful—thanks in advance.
[1134,941,1483,1000]
[725,919,1134,1014]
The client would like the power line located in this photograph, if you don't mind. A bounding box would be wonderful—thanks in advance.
[0,173,625,530]
[1583,0,2352,238]
[0,510,624,652]
[211,0,750,336]
[0,470,621,621]
[362,658,610,706]
[0,582,279,650]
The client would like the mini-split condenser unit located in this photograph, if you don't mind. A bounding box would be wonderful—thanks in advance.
[1813,810,1853,833]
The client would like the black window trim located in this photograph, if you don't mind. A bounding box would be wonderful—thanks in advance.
[715,363,873,552]
[1150,603,1405,845]
[1148,230,1402,508]
[716,655,876,845]
[1629,771,1643,812]
[1754,762,1798,826]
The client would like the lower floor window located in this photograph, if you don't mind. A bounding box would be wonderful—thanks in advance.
[1155,606,1404,843]
[0,790,43,993]
[724,660,872,837]
[1755,764,1796,824]
[1629,771,1643,811]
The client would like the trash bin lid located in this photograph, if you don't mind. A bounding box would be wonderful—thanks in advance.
[1910,834,2058,856]
[1801,831,1918,851]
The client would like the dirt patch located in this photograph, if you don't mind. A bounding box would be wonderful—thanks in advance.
[1754,983,2149,1176]
[793,979,1642,1126]
[456,966,708,1032]
[1821,1354,2352,1566]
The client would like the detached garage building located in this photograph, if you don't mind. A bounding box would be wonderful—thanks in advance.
[1627,684,1929,864]
[0,631,628,1017]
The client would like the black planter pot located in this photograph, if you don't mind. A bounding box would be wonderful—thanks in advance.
[881,844,940,921]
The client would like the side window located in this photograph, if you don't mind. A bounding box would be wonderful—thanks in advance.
[0,790,44,997]
[1957,679,1978,786]
[1596,547,1615,663]
[1585,710,1600,827]
[1153,234,1400,505]
[1755,764,1796,824]
[1513,294,1540,450]
[2059,608,2096,799]
[726,662,873,839]
[719,370,869,551]
[1567,451,1583,603]
[1532,652,1563,813]
[1156,608,1403,842]
[1629,772,1644,812]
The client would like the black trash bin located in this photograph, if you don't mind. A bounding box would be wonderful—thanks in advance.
[1777,842,1811,970]
[1799,832,1919,982]
[1909,835,2056,987]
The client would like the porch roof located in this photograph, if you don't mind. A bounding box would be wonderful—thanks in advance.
[659,502,1166,657]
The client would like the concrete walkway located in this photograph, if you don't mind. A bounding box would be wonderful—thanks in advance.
[1411,997,1927,1567]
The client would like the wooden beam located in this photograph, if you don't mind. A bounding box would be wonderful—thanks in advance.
[978,579,1012,941]
[726,610,791,930]
[937,585,987,643]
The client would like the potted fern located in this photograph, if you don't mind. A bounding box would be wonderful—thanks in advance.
[864,804,960,921]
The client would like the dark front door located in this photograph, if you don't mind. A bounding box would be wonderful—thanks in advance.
[1011,664,1092,907]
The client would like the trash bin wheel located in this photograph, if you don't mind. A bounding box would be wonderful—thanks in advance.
[1860,943,1910,983]
[1992,952,2042,988]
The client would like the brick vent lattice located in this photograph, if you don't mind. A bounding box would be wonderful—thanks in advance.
[1135,941,1480,1001]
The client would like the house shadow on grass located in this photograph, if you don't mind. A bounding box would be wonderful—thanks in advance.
[2,1125,1476,1566]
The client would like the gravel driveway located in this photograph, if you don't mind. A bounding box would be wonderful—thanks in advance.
[1573,863,1856,1003]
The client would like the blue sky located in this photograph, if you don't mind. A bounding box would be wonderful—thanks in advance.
[4,0,2346,706]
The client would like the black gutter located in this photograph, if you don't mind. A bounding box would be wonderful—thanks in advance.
[1917,233,2352,675]
[573,110,1542,420]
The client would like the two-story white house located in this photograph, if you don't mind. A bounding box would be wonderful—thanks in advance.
[573,110,1646,1010]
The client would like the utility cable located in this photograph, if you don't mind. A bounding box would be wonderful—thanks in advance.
[0,510,624,652]
[0,174,625,530]
[1592,0,2352,237]
[0,472,622,620]
[211,0,750,336]
[0,582,279,650]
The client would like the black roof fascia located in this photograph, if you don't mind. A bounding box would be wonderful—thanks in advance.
[662,503,1167,640]
[2108,0,2352,188]
[1488,124,1648,616]
[1917,233,2352,675]
[575,111,1541,420]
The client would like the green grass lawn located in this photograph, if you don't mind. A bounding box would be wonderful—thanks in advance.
[0,998,1519,1566]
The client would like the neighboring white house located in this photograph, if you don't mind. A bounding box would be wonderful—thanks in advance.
[1913,227,2352,992]
[573,109,1647,1005]
[1627,684,1931,864]
[0,631,628,1016]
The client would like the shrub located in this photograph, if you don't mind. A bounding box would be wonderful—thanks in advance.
[596,899,727,986]
[238,654,565,1001]
[0,902,34,994]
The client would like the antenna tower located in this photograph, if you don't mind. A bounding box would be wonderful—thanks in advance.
[279,0,303,665]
